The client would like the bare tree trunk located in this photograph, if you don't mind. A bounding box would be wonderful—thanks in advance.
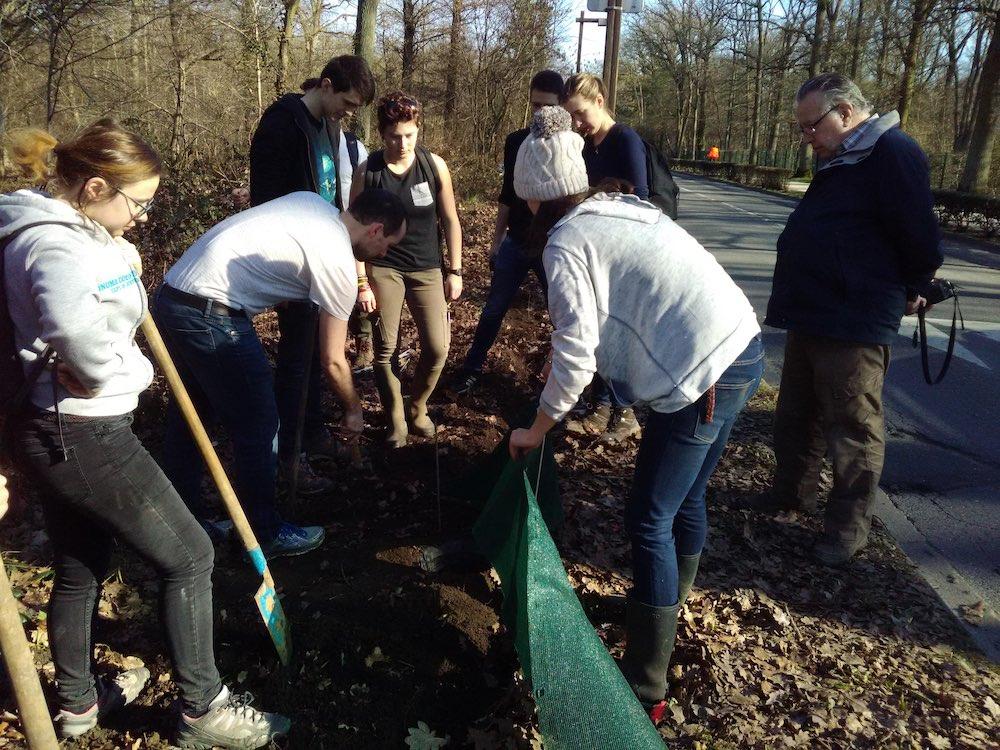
[795,0,828,175]
[275,0,300,96]
[897,0,935,128]
[848,0,865,77]
[695,73,707,155]
[169,0,186,158]
[958,10,1000,193]
[402,0,416,91]
[723,49,737,152]
[956,20,987,150]
[354,0,380,142]
[748,0,766,165]
[444,0,463,126]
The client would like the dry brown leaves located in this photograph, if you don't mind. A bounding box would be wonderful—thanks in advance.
[555,383,999,749]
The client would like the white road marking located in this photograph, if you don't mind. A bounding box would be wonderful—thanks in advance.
[679,184,785,224]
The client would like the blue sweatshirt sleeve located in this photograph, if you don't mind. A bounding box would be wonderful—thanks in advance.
[618,126,649,200]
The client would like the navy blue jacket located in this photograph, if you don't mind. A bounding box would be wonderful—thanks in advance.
[765,126,942,345]
[583,123,649,200]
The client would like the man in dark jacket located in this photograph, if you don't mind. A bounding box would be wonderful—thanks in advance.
[761,73,943,565]
[249,55,375,490]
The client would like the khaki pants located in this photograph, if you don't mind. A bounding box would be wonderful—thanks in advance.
[772,332,890,546]
[369,266,450,430]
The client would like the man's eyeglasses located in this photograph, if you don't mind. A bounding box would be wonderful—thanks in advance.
[116,188,154,219]
[799,105,838,136]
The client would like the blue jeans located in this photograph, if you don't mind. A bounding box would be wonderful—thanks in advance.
[153,287,281,543]
[11,411,222,715]
[461,236,547,373]
[626,335,764,607]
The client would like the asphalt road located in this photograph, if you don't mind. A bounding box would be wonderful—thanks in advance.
[674,173,1000,645]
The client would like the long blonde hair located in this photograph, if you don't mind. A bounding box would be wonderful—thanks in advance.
[5,118,161,204]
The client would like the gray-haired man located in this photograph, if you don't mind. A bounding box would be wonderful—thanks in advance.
[760,73,943,564]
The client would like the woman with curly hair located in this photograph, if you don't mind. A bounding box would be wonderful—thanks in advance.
[350,92,463,447]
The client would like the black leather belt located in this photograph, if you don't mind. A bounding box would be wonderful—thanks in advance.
[161,285,247,318]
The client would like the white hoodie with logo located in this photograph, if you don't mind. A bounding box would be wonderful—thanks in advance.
[0,189,154,417]
[539,193,760,421]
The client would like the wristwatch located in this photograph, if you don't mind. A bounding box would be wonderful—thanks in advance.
[446,268,462,277]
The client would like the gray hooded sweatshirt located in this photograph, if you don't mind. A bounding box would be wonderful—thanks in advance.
[0,189,153,416]
[540,193,760,421]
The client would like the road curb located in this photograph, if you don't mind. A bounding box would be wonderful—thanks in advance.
[875,488,1000,662]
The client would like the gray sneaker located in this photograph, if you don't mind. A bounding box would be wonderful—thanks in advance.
[55,666,150,739]
[176,685,291,749]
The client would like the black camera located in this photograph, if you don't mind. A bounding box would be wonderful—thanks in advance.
[923,278,956,306]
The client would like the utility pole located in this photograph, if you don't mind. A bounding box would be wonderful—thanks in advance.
[576,12,606,73]
[605,0,623,113]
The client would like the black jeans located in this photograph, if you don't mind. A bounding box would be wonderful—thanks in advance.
[11,411,222,715]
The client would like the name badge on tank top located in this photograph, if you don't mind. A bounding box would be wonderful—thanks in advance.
[411,182,434,207]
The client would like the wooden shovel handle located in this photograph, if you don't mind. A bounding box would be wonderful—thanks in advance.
[0,553,59,749]
[139,315,266,571]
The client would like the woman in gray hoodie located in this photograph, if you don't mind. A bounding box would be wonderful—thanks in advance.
[508,107,763,721]
[0,120,288,748]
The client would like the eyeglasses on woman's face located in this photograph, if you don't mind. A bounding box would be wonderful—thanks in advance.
[116,187,154,219]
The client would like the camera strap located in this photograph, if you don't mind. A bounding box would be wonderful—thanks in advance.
[913,293,964,385]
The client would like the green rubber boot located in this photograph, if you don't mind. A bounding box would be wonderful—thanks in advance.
[621,597,680,708]
[677,553,702,606]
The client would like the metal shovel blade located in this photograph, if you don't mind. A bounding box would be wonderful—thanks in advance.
[255,579,291,666]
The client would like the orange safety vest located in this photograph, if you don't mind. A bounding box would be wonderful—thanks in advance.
[707,146,720,161]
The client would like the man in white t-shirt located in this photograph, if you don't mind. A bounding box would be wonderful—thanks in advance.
[153,189,406,557]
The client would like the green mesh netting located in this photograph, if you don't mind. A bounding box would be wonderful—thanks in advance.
[472,440,664,749]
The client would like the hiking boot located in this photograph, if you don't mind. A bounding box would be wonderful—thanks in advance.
[279,456,333,497]
[55,667,151,739]
[620,597,680,708]
[565,403,612,436]
[352,335,374,373]
[813,531,868,566]
[261,522,325,559]
[176,685,291,750]
[447,370,480,398]
[604,407,642,444]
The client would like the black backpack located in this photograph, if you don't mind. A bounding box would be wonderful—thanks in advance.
[641,138,680,220]
[1,228,54,436]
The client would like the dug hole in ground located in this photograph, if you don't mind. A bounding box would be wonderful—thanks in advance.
[0,202,997,749]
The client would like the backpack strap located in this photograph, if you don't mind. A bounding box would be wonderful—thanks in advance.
[415,146,441,198]
[344,131,360,170]
[364,151,383,192]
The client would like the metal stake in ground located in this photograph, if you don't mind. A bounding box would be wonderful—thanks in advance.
[288,304,320,507]
[140,316,291,666]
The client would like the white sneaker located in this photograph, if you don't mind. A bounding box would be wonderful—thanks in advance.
[175,685,291,749]
[55,666,150,739]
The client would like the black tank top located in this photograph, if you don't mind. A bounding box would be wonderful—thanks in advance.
[366,149,441,271]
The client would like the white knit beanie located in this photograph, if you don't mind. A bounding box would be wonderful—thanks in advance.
[514,106,589,202]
